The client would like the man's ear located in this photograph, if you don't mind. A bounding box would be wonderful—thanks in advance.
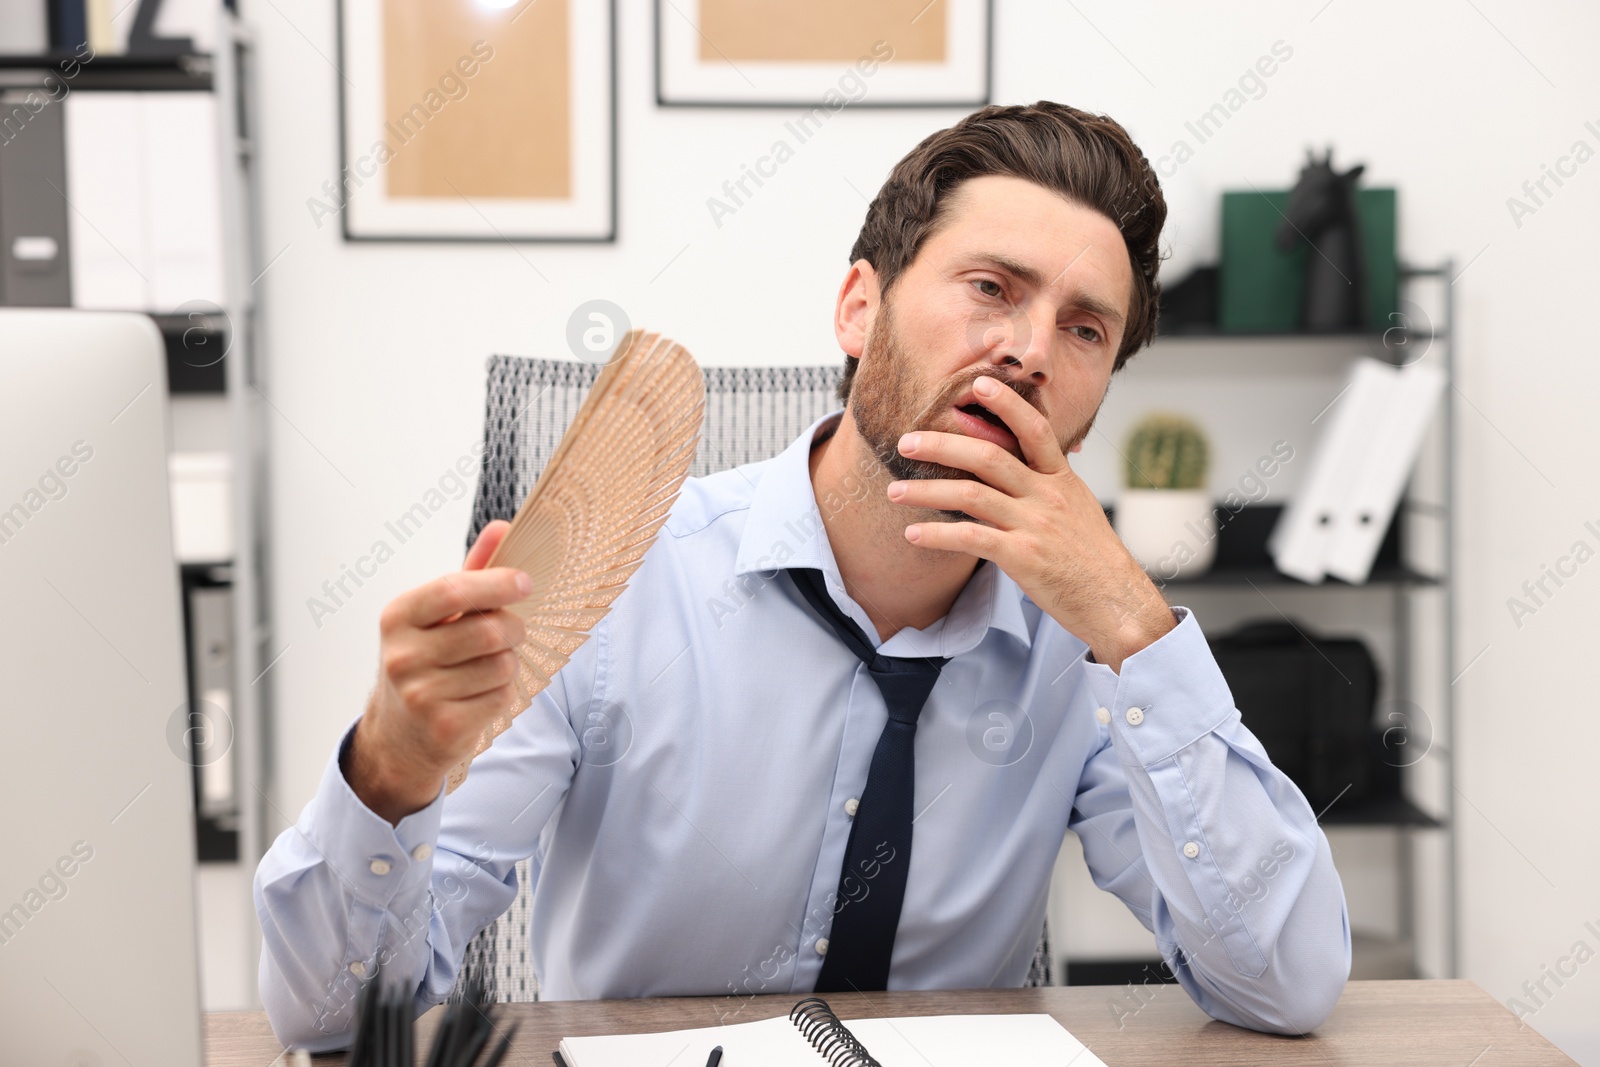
[833,259,881,360]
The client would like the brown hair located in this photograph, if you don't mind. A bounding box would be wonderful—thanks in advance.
[838,101,1166,405]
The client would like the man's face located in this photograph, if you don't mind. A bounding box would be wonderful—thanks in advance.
[850,174,1134,495]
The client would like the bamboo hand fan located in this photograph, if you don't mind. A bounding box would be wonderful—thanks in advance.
[445,330,705,793]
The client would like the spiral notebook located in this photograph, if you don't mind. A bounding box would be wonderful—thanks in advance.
[554,996,1107,1066]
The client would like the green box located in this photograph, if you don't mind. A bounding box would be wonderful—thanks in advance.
[1219,187,1397,333]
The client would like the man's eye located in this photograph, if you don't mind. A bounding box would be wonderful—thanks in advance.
[973,279,1004,298]
[1067,324,1102,343]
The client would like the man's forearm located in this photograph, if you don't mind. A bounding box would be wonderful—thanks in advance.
[255,725,449,1049]
[1078,607,1351,1034]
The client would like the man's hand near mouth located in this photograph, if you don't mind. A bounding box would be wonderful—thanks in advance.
[887,373,1175,672]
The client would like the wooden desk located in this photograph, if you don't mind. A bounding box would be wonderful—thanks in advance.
[205,980,1574,1065]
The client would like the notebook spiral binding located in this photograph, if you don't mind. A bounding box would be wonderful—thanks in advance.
[789,997,884,1067]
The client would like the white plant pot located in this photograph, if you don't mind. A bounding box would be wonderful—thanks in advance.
[1114,488,1218,581]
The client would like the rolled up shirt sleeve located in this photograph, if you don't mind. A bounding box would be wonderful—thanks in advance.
[1069,606,1352,1034]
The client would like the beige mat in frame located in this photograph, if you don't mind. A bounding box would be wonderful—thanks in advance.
[384,0,570,200]
[339,0,614,240]
[698,0,946,63]
[657,0,989,106]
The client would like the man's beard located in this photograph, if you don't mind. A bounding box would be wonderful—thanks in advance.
[850,298,1096,519]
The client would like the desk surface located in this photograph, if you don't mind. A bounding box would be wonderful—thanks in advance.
[205,980,1574,1066]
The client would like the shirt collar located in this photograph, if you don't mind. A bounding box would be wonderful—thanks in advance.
[733,409,1033,655]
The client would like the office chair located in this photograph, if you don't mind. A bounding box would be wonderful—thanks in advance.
[455,354,1054,1001]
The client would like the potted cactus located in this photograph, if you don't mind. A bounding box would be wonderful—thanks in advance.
[1115,413,1217,580]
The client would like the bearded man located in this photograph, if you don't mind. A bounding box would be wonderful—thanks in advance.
[256,101,1350,1052]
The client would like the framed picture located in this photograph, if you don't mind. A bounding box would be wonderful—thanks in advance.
[656,0,991,108]
[336,0,615,242]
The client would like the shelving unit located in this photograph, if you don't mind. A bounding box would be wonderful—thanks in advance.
[208,6,273,1010]
[0,12,269,1009]
[0,51,211,88]
[1057,261,1457,984]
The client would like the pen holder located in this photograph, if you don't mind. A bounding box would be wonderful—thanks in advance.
[342,966,518,1067]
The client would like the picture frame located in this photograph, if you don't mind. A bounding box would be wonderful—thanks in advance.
[655,0,991,109]
[335,0,616,243]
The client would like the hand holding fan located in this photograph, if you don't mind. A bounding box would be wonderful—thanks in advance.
[445,330,705,793]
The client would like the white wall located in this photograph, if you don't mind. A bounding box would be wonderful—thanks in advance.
[248,0,1600,1059]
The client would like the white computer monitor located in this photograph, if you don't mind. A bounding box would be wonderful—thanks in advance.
[0,309,204,1065]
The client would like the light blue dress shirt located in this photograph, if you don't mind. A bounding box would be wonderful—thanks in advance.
[255,410,1350,1051]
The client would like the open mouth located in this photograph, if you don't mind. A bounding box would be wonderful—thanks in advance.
[950,397,1019,451]
[958,402,1008,430]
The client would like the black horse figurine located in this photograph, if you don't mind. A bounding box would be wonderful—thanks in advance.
[1275,148,1366,332]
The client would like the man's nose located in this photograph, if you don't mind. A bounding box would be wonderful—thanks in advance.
[982,304,1052,384]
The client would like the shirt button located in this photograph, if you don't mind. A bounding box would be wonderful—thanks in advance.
[1095,707,1111,725]
[369,858,392,876]
[844,798,859,817]
[411,844,433,862]
[1125,706,1145,726]
[349,960,367,977]
[815,938,830,956]
[1182,841,1200,859]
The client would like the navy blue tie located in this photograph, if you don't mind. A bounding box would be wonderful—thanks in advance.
[788,567,948,992]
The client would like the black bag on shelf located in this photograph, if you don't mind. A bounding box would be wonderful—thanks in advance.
[1207,620,1379,811]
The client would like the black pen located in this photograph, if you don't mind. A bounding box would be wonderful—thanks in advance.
[705,1045,723,1067]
